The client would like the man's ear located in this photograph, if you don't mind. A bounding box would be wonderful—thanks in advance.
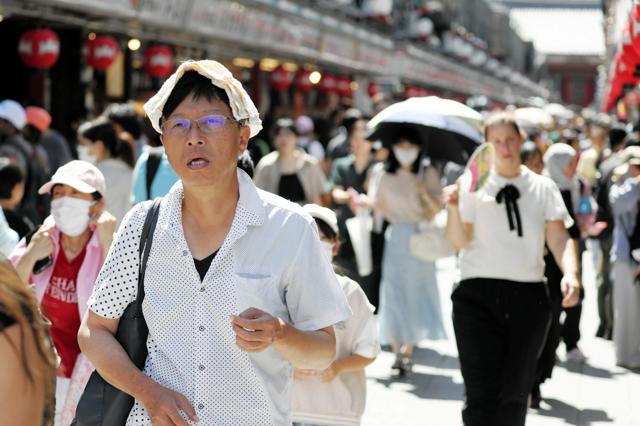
[238,126,250,153]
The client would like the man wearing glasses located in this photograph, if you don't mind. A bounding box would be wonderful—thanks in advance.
[79,60,351,426]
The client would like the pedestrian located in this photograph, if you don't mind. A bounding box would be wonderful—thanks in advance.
[0,254,56,425]
[292,204,379,426]
[78,119,134,225]
[329,131,377,303]
[608,150,640,370]
[9,160,116,424]
[520,141,544,175]
[103,103,147,160]
[295,115,325,164]
[445,112,580,426]
[326,109,367,162]
[78,60,351,425]
[530,143,584,407]
[0,99,45,225]
[25,106,73,174]
[254,118,328,205]
[0,159,34,238]
[373,127,446,376]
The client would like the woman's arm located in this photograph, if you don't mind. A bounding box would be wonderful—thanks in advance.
[443,183,473,250]
[546,220,581,308]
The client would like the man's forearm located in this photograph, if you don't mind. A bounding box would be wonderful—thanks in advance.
[78,324,155,401]
[272,322,336,370]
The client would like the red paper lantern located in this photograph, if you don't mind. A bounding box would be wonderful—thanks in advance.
[630,4,640,57]
[144,45,173,78]
[271,65,292,91]
[367,81,380,98]
[336,76,352,97]
[318,73,337,94]
[294,70,313,93]
[87,36,120,71]
[18,29,60,69]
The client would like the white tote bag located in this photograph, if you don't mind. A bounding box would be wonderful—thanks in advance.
[409,210,455,262]
[345,209,373,277]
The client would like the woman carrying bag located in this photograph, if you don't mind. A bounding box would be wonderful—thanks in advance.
[372,128,446,376]
[444,113,580,426]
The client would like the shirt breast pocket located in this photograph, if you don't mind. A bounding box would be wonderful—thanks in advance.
[234,272,286,319]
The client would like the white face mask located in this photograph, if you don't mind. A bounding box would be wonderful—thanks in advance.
[393,146,420,166]
[51,196,93,236]
[320,241,334,261]
[77,145,98,165]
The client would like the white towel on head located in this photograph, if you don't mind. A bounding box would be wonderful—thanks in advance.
[143,60,262,137]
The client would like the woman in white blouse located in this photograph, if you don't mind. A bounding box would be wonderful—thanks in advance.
[373,128,446,376]
[444,112,580,426]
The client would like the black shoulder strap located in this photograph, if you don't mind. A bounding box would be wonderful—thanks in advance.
[134,198,162,311]
[145,148,163,200]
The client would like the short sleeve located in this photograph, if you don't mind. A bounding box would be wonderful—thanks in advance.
[284,223,352,331]
[88,202,150,319]
[459,189,476,224]
[347,285,380,359]
[544,181,572,223]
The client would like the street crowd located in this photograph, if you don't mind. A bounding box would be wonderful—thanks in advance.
[0,59,639,426]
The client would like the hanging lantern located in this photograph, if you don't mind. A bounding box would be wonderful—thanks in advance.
[18,29,60,69]
[367,81,380,98]
[318,73,337,94]
[336,76,352,97]
[294,70,313,93]
[144,45,173,78]
[87,35,120,71]
[271,65,292,91]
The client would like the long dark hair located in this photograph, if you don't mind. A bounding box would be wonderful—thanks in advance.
[79,119,135,168]
[386,127,422,174]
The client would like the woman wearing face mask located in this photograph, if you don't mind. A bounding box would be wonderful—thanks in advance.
[372,128,446,376]
[254,118,328,205]
[78,118,134,226]
[9,160,116,425]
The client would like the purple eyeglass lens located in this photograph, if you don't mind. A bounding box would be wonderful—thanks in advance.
[199,115,226,129]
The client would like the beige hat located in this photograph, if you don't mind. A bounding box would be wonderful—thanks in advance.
[143,60,262,138]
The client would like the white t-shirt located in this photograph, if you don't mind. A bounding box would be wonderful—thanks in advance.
[292,276,379,426]
[458,166,571,283]
[89,169,352,426]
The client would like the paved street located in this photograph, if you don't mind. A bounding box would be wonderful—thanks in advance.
[362,252,640,426]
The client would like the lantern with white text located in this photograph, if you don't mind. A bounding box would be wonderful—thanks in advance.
[18,29,60,69]
[271,66,292,91]
[336,76,352,98]
[144,46,173,78]
[87,36,119,71]
[368,81,380,98]
[318,73,337,94]
[294,70,313,93]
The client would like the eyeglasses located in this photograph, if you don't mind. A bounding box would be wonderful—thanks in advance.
[161,114,239,137]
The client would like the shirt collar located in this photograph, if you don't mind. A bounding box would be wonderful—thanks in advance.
[490,165,529,187]
[43,216,102,249]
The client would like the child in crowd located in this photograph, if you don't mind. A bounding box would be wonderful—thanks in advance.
[292,204,380,426]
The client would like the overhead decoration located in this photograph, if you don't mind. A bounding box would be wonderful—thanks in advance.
[18,29,60,69]
[144,45,174,78]
[87,35,120,71]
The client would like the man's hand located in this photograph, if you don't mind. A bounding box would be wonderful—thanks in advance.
[138,382,198,426]
[561,273,581,308]
[231,308,285,352]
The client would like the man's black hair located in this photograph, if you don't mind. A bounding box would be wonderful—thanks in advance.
[162,71,232,120]
[103,103,142,139]
[609,124,627,150]
[237,150,255,178]
[313,217,338,241]
[0,161,23,199]
[271,118,299,141]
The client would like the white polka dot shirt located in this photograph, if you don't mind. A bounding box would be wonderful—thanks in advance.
[88,169,352,426]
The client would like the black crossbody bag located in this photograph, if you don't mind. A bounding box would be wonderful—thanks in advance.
[72,198,162,425]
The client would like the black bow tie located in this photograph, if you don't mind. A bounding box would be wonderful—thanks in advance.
[496,184,523,237]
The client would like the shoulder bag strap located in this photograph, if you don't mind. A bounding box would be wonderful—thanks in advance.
[134,198,162,313]
[145,149,163,200]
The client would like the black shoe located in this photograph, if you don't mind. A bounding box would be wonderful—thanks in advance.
[530,385,542,409]
[596,324,605,338]
[604,328,613,341]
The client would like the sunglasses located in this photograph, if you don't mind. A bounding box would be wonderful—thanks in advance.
[161,114,239,137]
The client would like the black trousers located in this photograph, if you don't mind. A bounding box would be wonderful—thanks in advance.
[452,278,552,426]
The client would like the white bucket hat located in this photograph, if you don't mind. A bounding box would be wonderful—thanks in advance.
[143,60,262,138]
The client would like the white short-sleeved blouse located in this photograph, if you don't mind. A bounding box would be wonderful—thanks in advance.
[89,169,352,426]
[458,166,571,283]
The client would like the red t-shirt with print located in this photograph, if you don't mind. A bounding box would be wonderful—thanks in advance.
[40,241,87,378]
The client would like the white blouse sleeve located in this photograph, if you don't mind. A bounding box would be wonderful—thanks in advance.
[283,222,352,332]
[544,181,572,223]
[88,202,150,319]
